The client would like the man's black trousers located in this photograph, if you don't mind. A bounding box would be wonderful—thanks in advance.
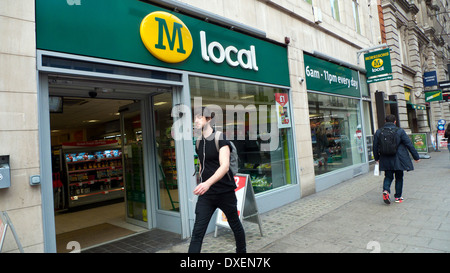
[188,191,246,253]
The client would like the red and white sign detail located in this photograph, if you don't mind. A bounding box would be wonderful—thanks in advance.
[216,175,248,228]
[275,93,291,128]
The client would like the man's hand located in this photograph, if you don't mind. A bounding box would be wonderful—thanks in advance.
[193,182,211,196]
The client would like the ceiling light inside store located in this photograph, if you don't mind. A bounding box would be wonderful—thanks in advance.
[154,102,167,106]
[104,134,121,139]
[83,119,100,123]
[240,95,254,99]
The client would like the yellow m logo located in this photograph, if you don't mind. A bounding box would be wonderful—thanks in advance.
[372,58,383,68]
[140,11,193,63]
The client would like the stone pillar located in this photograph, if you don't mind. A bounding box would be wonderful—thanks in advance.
[407,24,430,133]
[382,2,409,131]
[0,0,43,252]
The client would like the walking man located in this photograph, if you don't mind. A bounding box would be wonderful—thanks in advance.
[373,114,420,204]
[188,108,246,253]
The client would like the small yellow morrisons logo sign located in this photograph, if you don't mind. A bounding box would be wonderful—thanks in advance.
[371,58,383,68]
[140,11,193,63]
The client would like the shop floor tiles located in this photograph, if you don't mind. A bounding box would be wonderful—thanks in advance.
[82,228,186,253]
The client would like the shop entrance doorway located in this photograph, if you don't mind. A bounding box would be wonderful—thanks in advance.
[48,76,177,252]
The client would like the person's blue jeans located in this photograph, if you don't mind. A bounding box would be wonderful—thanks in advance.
[188,191,246,253]
[383,170,404,198]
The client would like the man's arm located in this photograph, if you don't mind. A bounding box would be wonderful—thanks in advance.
[373,130,380,162]
[193,145,230,195]
[400,129,420,162]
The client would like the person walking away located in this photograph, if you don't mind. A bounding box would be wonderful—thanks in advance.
[188,108,246,253]
[373,115,420,204]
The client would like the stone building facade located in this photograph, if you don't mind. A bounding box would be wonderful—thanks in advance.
[375,0,450,138]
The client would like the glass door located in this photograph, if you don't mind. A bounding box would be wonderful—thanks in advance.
[120,102,148,226]
[153,92,179,212]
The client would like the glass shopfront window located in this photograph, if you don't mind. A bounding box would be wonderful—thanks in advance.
[190,76,297,193]
[309,93,365,176]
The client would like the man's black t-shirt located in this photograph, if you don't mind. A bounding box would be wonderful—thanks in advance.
[196,131,236,195]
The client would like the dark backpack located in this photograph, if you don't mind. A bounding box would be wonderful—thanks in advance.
[378,127,399,155]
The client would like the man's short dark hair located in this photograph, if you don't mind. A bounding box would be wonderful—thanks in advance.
[193,106,215,119]
[385,114,396,123]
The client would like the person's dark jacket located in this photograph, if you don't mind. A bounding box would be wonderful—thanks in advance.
[373,122,420,171]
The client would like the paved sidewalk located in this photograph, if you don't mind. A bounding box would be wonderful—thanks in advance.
[161,150,450,253]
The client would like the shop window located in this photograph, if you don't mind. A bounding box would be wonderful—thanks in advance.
[309,93,365,176]
[190,76,297,194]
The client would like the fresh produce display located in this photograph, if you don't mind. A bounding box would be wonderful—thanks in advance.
[251,175,272,193]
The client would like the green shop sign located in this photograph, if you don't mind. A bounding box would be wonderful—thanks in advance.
[36,0,290,86]
[425,90,443,102]
[407,103,426,110]
[303,54,360,97]
[364,48,392,83]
